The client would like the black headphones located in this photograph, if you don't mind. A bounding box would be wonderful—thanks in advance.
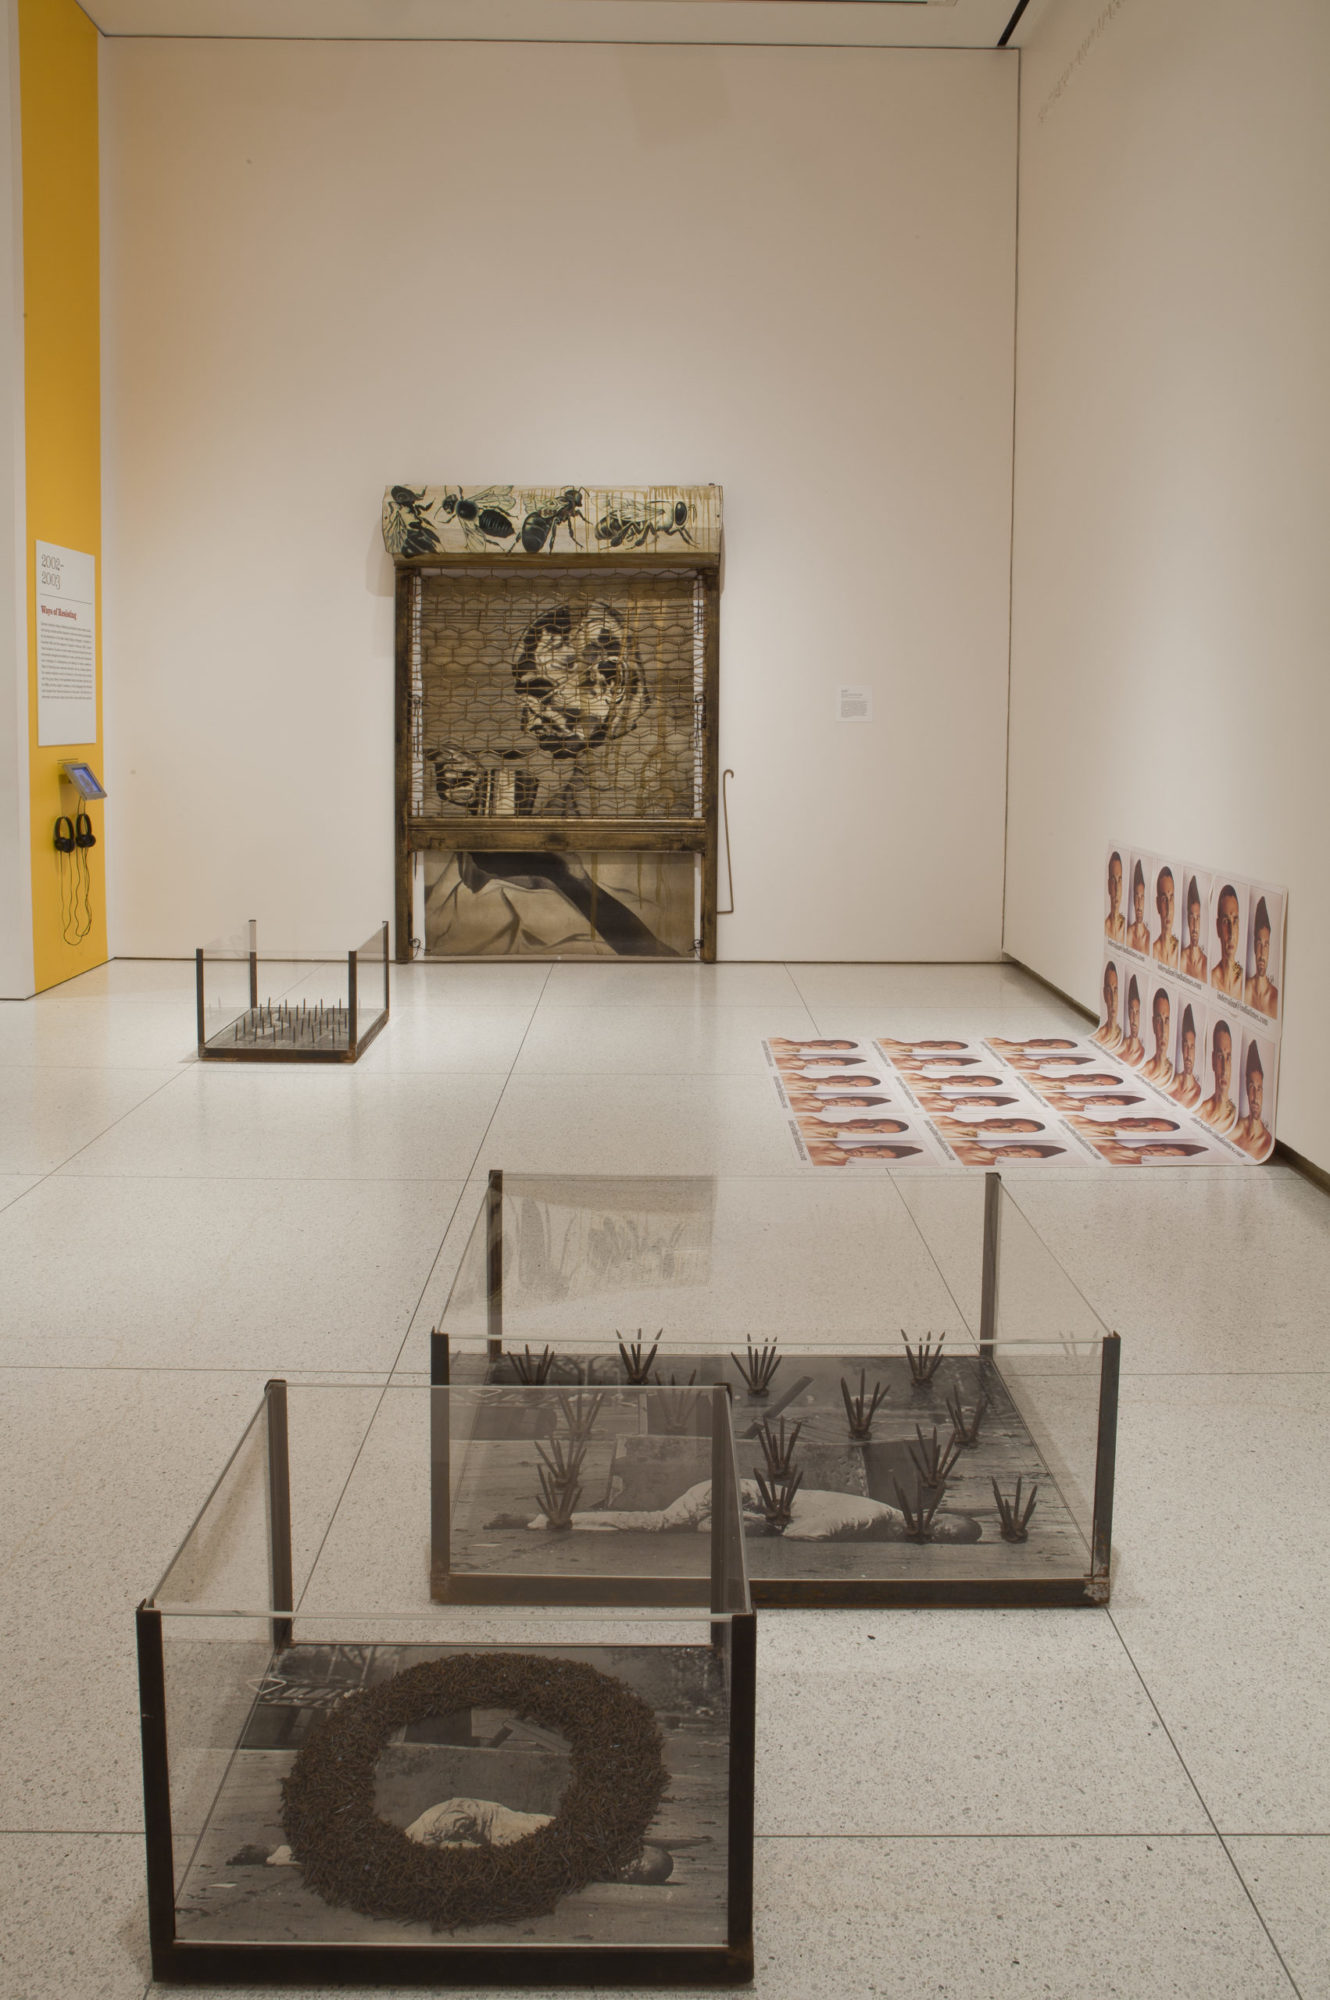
[75,811,96,849]
[54,816,75,853]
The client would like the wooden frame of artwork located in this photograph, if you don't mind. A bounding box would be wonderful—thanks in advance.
[387,486,721,963]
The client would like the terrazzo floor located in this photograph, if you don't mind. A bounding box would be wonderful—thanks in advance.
[1,957,1327,2000]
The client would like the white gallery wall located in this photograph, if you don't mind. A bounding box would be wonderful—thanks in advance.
[1005,0,1330,1169]
[99,39,1018,962]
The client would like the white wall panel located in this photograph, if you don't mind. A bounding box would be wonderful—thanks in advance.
[100,39,1017,961]
[1005,0,1330,1168]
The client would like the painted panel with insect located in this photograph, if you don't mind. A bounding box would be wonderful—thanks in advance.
[389,486,721,961]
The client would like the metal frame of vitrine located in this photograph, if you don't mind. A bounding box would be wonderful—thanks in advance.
[461,1169,1120,1611]
[137,1376,755,1987]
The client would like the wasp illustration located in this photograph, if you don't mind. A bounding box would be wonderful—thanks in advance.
[437,485,520,550]
[596,498,694,550]
[520,487,586,554]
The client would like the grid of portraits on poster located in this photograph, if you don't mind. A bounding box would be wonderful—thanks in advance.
[1099,845,1284,1165]
[767,1028,1274,1170]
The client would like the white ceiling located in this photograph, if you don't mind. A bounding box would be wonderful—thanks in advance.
[79,0,1027,50]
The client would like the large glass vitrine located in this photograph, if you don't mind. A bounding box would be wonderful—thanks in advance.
[433,1172,1120,1610]
[137,1380,754,1986]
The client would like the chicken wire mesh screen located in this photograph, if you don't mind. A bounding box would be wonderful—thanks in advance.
[402,566,712,961]
[409,568,704,822]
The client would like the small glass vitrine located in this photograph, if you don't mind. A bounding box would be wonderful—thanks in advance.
[137,1380,754,1986]
[195,919,390,1062]
[434,1171,1120,1609]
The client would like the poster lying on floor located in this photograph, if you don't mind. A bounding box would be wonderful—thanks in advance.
[1098,844,1285,1157]
[766,1032,1268,1169]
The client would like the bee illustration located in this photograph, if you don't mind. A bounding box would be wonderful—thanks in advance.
[520,487,585,554]
[595,497,694,550]
[385,485,443,558]
[437,486,520,550]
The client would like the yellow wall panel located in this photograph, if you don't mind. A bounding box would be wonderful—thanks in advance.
[20,0,103,989]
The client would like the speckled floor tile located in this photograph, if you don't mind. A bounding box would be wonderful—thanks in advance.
[756,1609,1207,1836]
[541,962,804,1009]
[0,1833,148,2000]
[0,1175,462,1370]
[54,1068,506,1181]
[151,1836,1295,2000]
[1011,1172,1330,1373]
[1228,1838,1330,1997]
[0,1173,40,1214]
[0,1065,179,1174]
[0,993,200,1069]
[476,1074,820,1177]
[1107,1375,1330,1831]
[515,1004,819,1075]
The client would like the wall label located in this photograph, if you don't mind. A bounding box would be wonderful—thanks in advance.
[36,541,96,748]
[837,685,873,722]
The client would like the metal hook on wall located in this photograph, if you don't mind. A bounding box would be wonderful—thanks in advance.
[718,768,736,916]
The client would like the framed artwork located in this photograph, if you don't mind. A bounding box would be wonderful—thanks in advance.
[388,486,721,961]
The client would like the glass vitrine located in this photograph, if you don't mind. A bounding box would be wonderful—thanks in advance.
[195,919,390,1062]
[137,1380,753,1986]
[434,1172,1120,1609]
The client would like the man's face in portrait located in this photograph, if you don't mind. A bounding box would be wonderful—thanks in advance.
[1212,1025,1233,1100]
[1216,891,1240,966]
[1132,876,1146,926]
[514,605,638,757]
[1156,870,1174,937]
[1180,1026,1196,1078]
[1151,996,1170,1061]
[1107,854,1122,912]
[1126,993,1140,1040]
[1187,893,1202,947]
[1104,965,1119,1024]
[1254,922,1271,979]
[1246,1061,1264,1125]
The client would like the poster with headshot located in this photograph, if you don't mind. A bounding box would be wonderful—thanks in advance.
[1093,953,1125,1052]
[1118,968,1148,1068]
[1233,1029,1278,1162]
[1103,845,1128,946]
[1243,884,1285,1025]
[1123,850,1153,958]
[765,1039,946,1168]
[1168,992,1206,1112]
[1208,877,1246,1004]
[1193,1008,1241,1140]
[1148,858,1181,971]
[1138,977,1180,1092]
[1176,866,1212,986]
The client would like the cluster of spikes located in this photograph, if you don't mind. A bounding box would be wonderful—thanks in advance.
[535,1434,586,1531]
[234,997,349,1048]
[841,1370,888,1441]
[651,1368,698,1435]
[616,1332,661,1384]
[891,1424,962,1543]
[555,1389,603,1446]
[508,1344,556,1384]
[901,1330,946,1387]
[731,1340,782,1398]
[992,1476,1039,1541]
[945,1387,989,1448]
[752,1417,803,1534]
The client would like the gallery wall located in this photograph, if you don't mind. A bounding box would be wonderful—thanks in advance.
[99,38,1018,962]
[19,0,105,991]
[0,2,30,997]
[1004,0,1330,1169]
